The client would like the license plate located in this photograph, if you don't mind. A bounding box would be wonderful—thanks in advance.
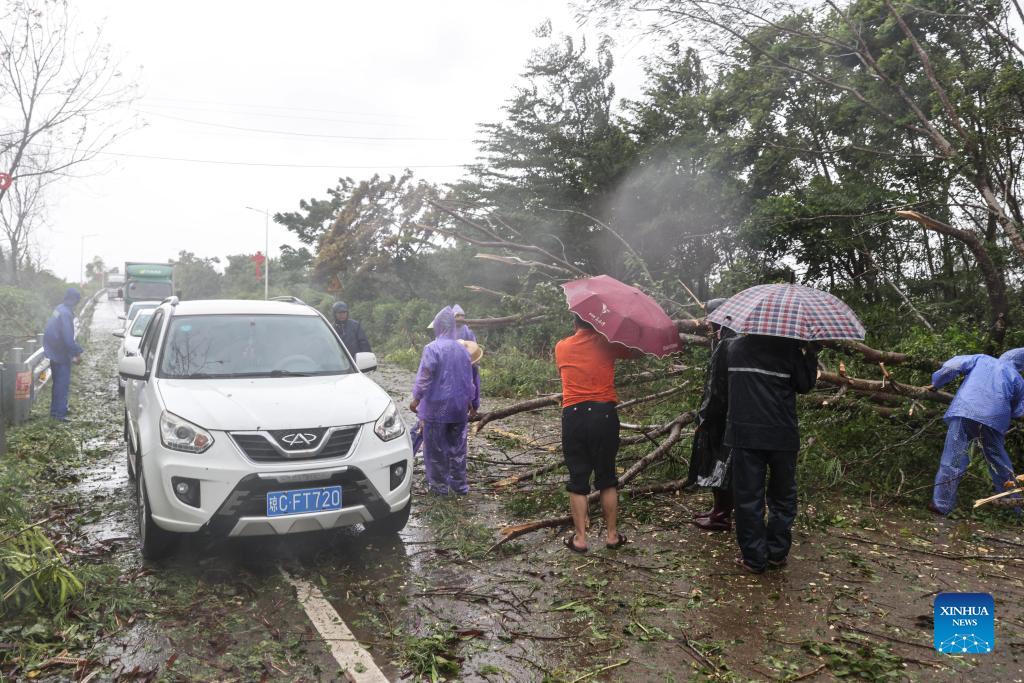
[266,486,342,517]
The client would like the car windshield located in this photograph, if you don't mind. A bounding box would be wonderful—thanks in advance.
[158,314,354,379]
[129,311,153,337]
[127,281,172,299]
[127,303,157,319]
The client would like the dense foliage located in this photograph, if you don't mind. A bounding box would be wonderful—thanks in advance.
[167,0,1024,510]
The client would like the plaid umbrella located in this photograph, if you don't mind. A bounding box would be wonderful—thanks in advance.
[707,284,866,341]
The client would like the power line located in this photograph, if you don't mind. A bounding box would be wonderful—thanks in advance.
[139,101,422,128]
[79,147,470,169]
[138,109,467,142]
[142,94,421,121]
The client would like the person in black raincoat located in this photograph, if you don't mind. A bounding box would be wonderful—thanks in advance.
[725,334,818,574]
[686,298,736,531]
[331,301,371,356]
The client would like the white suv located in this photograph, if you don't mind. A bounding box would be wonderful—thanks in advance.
[119,297,412,559]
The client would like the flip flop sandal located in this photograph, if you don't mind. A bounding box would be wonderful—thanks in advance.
[767,557,788,569]
[605,533,628,549]
[563,534,588,554]
[734,556,765,574]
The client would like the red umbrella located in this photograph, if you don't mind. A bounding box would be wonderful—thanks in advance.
[562,275,681,357]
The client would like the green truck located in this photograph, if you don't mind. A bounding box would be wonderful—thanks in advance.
[123,262,174,312]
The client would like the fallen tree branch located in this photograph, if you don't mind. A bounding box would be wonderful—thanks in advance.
[827,340,939,372]
[615,383,688,411]
[473,252,576,276]
[464,311,549,328]
[491,415,692,549]
[493,418,684,490]
[474,395,561,430]
[429,201,590,277]
[474,369,689,430]
[673,319,938,369]
[818,371,953,403]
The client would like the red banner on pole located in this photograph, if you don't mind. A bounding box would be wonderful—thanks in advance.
[14,371,31,400]
[0,173,12,190]
[251,251,266,281]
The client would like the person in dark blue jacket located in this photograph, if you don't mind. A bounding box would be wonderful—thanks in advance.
[43,288,85,421]
[726,335,819,574]
[927,349,1024,515]
[330,301,371,357]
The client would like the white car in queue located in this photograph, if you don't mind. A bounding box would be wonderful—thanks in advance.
[119,296,413,559]
[114,309,155,393]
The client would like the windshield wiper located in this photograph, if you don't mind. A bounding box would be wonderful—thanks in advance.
[266,370,316,377]
[178,372,226,379]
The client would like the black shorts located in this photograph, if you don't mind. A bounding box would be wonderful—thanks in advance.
[561,401,620,495]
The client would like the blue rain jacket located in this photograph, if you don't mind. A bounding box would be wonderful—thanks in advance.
[43,289,84,364]
[931,350,1024,434]
[412,307,475,423]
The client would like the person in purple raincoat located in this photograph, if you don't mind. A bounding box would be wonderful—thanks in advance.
[409,307,477,495]
[453,304,476,342]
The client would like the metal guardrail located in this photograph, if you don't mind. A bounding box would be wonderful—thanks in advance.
[0,289,104,454]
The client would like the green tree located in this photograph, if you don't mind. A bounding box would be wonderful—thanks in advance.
[171,251,223,300]
[454,32,636,277]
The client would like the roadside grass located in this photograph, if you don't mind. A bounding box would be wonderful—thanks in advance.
[0,417,154,677]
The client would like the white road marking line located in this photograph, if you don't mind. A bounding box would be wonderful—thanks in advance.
[282,569,390,683]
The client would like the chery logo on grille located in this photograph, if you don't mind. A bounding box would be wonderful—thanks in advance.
[280,432,318,447]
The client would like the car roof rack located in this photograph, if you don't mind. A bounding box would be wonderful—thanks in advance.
[160,295,179,307]
[270,295,306,305]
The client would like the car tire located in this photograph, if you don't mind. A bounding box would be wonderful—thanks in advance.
[137,462,178,560]
[124,411,136,482]
[364,498,411,535]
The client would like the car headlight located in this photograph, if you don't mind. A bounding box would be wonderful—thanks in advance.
[160,411,214,453]
[373,401,405,442]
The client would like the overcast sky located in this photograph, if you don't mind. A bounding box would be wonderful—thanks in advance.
[41,1,648,283]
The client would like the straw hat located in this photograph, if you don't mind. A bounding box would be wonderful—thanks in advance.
[457,339,484,364]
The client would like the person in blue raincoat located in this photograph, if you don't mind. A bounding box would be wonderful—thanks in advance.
[409,307,477,495]
[928,349,1024,515]
[452,304,476,342]
[43,288,85,421]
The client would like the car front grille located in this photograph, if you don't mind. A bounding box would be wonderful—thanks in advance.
[205,467,390,534]
[231,426,362,463]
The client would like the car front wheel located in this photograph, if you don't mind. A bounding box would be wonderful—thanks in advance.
[364,498,411,535]
[137,463,179,560]
[124,411,136,482]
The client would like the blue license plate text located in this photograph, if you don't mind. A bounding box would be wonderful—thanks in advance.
[266,486,342,517]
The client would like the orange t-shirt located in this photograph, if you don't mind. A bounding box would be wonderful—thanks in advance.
[555,329,635,408]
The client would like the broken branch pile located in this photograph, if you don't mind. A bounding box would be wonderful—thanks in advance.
[490,414,693,550]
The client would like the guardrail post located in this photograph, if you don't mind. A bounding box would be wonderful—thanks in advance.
[0,361,6,455]
[11,348,29,425]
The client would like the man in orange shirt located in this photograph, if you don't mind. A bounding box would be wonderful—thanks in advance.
[555,314,639,553]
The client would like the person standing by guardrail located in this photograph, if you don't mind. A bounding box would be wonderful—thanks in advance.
[42,288,84,421]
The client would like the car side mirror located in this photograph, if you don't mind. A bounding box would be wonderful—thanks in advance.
[118,355,148,380]
[355,352,377,373]
[112,329,125,338]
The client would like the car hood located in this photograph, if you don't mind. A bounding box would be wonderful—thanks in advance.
[156,373,392,431]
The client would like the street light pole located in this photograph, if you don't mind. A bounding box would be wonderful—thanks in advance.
[245,206,270,300]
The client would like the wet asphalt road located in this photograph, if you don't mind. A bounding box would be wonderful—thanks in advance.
[79,295,550,681]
